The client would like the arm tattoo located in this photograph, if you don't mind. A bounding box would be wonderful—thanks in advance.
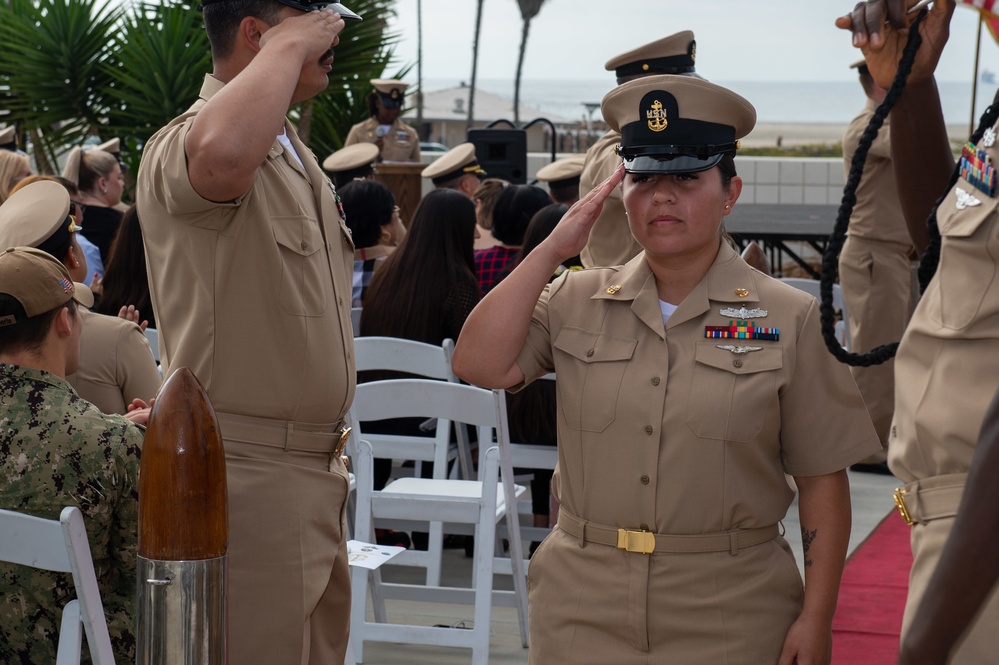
[801,527,818,568]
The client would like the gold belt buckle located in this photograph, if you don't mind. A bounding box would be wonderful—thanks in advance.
[334,425,351,457]
[617,528,655,554]
[893,487,915,526]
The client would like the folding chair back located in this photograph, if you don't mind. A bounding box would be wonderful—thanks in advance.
[349,380,528,665]
[0,506,116,665]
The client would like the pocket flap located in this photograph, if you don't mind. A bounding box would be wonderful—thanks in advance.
[694,341,782,375]
[937,185,996,238]
[554,326,637,363]
[273,215,323,257]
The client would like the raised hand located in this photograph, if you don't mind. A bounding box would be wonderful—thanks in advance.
[834,0,956,90]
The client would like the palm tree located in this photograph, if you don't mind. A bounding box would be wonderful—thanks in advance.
[101,1,212,174]
[0,0,122,171]
[467,0,485,131]
[513,0,546,124]
[0,0,404,175]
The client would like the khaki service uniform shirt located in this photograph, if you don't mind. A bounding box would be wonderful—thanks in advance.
[344,116,421,162]
[838,99,915,448]
[136,75,356,665]
[888,114,999,661]
[578,131,641,267]
[66,308,162,415]
[516,244,879,663]
[137,75,355,424]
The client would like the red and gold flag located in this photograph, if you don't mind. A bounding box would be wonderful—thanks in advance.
[958,0,999,43]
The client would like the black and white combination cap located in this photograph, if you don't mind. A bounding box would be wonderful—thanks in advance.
[601,75,755,175]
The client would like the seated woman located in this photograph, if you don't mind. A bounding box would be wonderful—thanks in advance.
[360,188,480,547]
[2,180,161,414]
[338,179,405,307]
[452,75,881,665]
[471,177,508,251]
[62,147,126,262]
[473,184,551,294]
[95,206,156,330]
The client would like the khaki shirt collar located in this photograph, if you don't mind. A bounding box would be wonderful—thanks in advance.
[589,243,759,338]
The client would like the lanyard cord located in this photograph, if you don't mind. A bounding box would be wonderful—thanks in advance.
[818,9,927,367]
[821,10,999,367]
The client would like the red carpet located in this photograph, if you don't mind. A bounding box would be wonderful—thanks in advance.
[831,511,913,664]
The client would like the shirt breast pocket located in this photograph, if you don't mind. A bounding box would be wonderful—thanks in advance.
[553,326,637,433]
[930,184,998,329]
[273,215,329,317]
[687,342,782,443]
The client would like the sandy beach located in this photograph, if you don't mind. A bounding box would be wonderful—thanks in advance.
[745,122,971,148]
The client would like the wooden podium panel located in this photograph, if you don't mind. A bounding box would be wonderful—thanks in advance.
[375,162,424,228]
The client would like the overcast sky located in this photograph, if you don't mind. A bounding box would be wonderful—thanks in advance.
[383,0,999,83]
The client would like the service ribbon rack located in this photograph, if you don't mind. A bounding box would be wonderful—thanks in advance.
[704,320,780,341]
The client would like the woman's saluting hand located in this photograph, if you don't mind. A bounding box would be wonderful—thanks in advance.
[541,163,625,264]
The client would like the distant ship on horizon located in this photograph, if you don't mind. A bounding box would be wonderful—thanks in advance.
[982,69,996,85]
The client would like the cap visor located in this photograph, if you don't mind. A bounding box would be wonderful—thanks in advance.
[624,153,723,175]
[72,283,94,309]
[329,2,361,20]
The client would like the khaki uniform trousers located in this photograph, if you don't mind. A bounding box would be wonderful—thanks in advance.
[839,235,914,460]
[224,434,351,665]
[905,517,999,662]
[528,527,801,664]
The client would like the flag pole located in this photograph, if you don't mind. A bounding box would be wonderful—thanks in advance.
[973,14,984,136]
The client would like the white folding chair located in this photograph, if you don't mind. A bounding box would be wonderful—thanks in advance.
[353,336,472,480]
[351,307,363,337]
[779,277,852,350]
[0,506,116,665]
[350,379,529,665]
[143,327,159,363]
[496,374,558,570]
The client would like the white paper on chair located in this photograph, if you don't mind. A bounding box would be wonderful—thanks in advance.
[347,540,406,569]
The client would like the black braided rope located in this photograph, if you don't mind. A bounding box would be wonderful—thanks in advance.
[917,90,999,290]
[818,9,927,366]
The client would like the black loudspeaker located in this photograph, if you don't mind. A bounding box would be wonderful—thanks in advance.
[468,128,527,184]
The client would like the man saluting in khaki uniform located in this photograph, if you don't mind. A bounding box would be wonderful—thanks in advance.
[136,1,360,663]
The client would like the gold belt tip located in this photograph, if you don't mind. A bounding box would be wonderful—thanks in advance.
[893,487,915,526]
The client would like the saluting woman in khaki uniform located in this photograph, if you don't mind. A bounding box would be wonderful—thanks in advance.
[453,76,880,665]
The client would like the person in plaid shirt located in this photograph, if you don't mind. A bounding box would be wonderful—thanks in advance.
[474,184,551,294]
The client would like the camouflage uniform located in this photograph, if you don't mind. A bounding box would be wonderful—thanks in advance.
[0,363,142,665]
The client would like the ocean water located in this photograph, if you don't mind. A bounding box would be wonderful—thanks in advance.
[424,77,993,128]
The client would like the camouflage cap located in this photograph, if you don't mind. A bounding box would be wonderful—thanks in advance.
[0,247,93,326]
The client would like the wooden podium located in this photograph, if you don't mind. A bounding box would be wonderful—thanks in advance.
[375,162,424,228]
